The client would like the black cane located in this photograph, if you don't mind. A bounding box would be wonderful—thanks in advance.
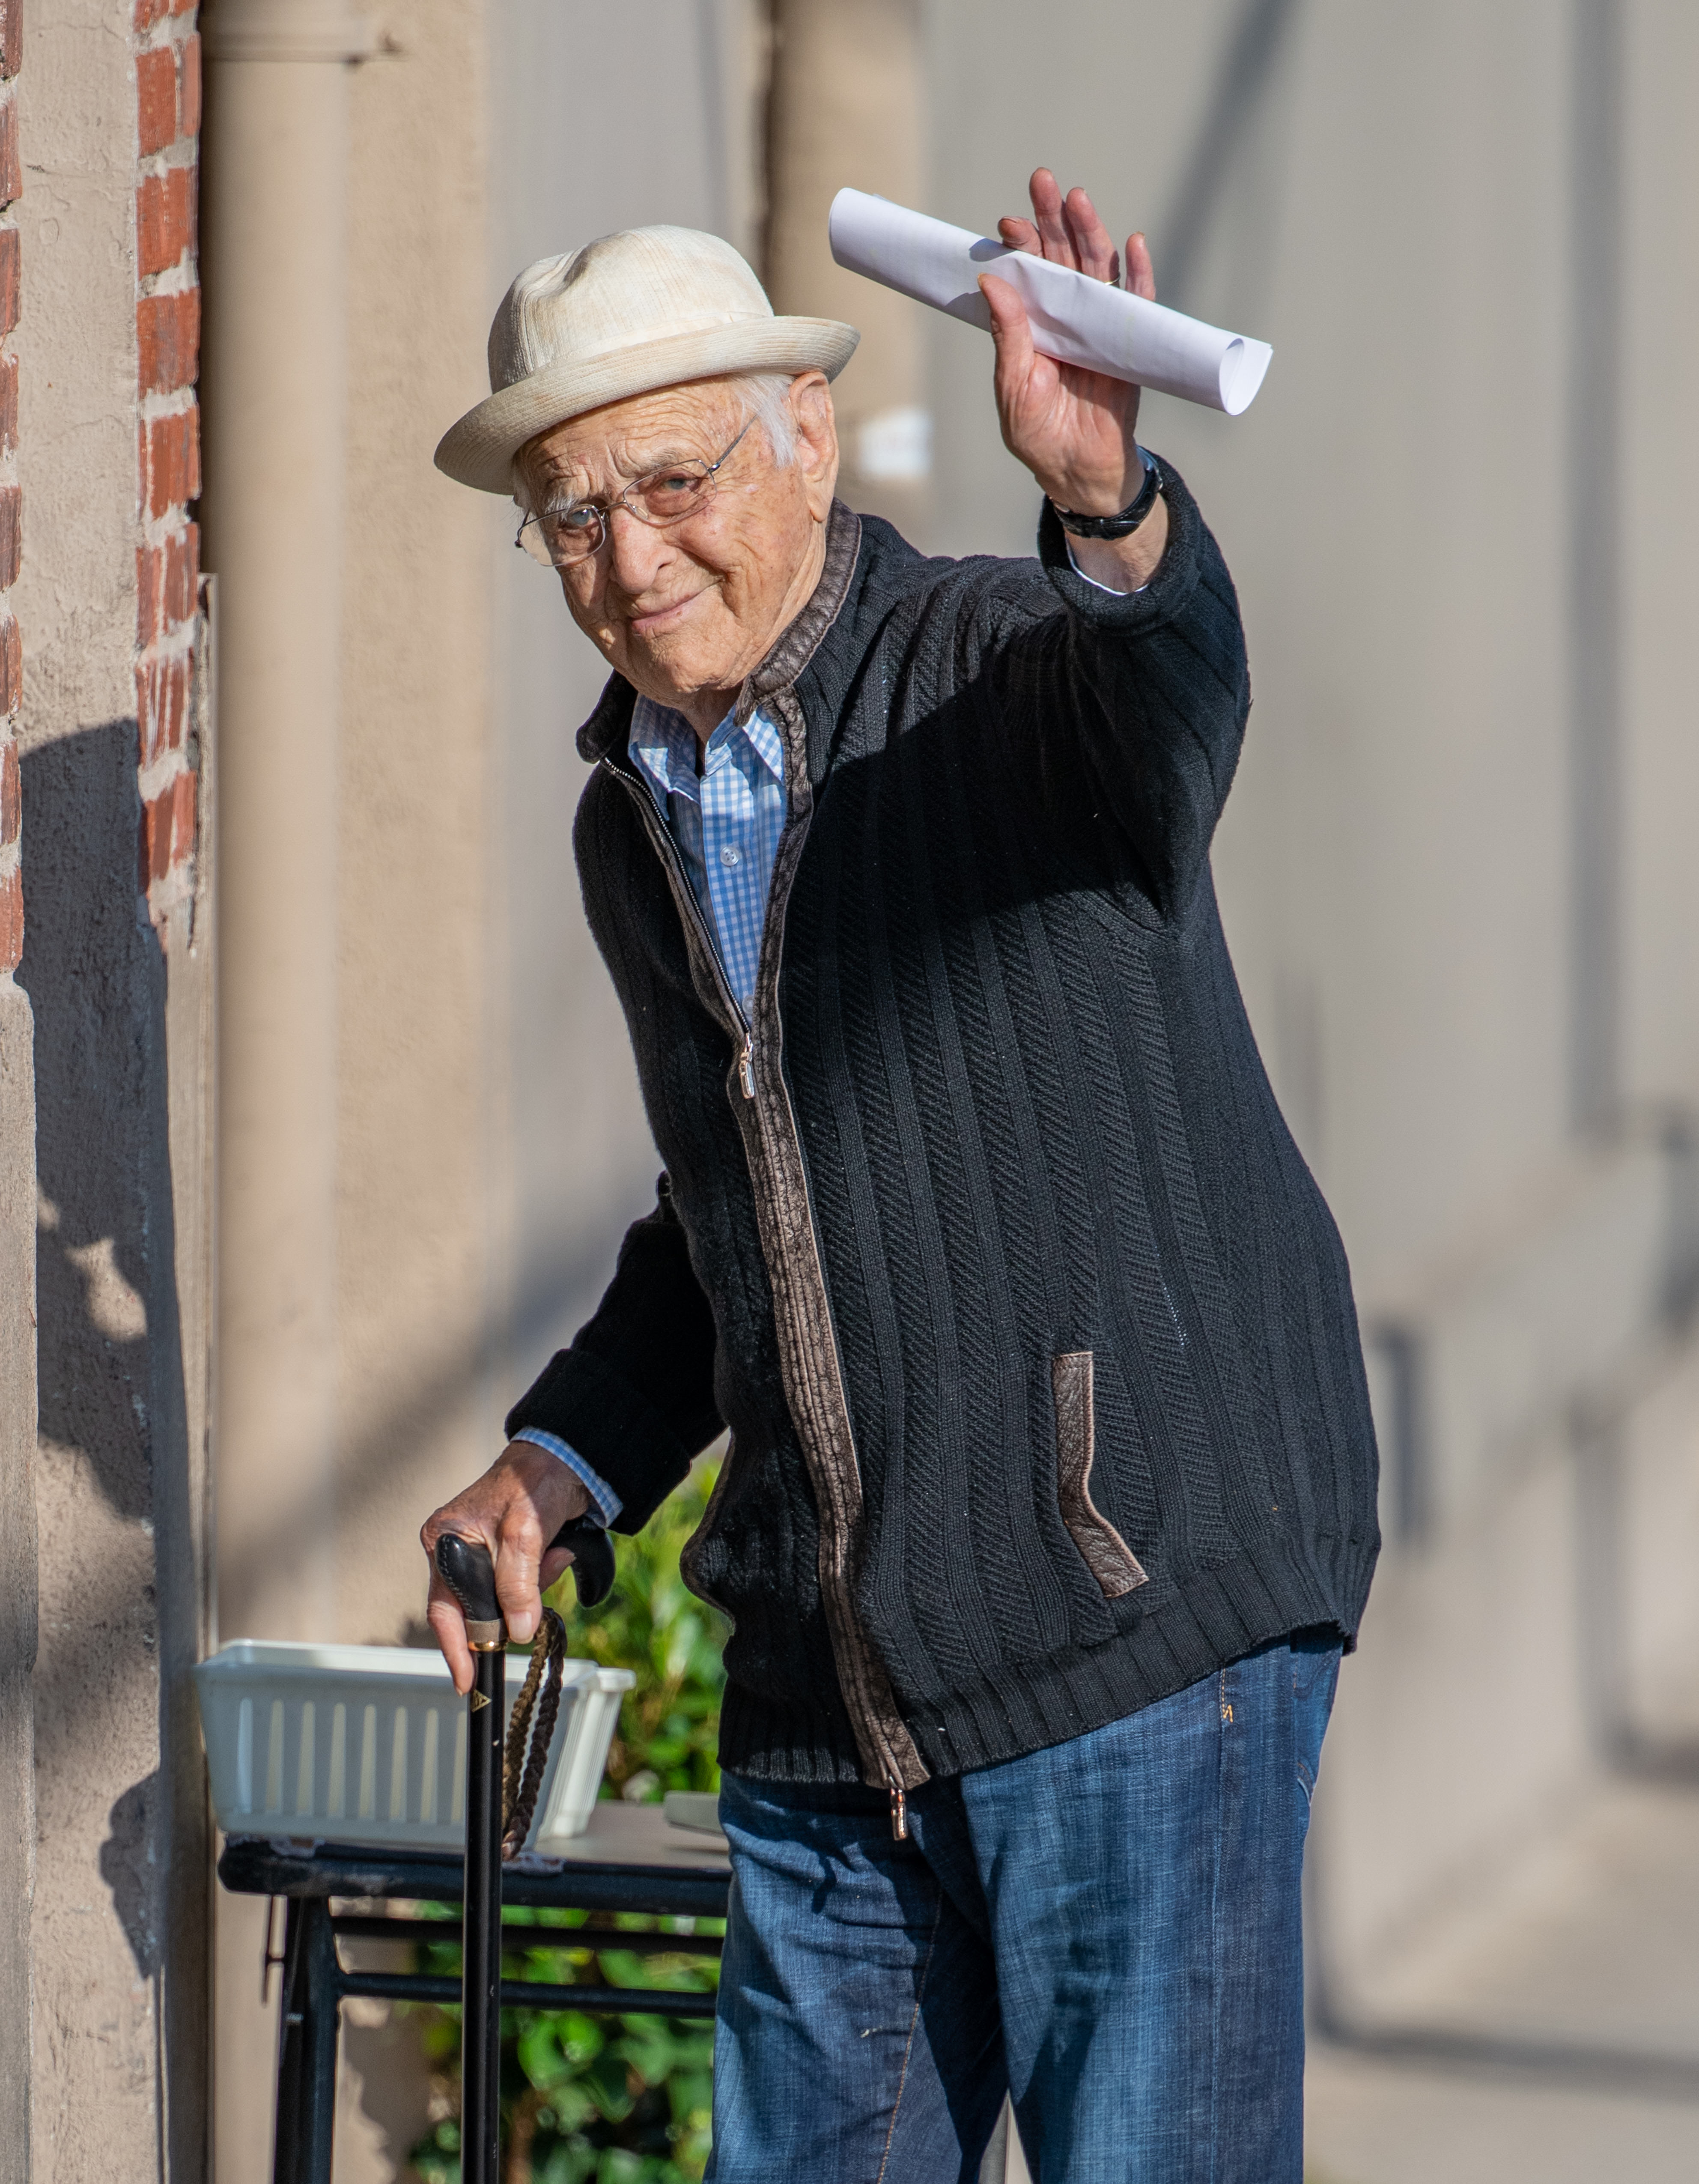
[434,1519,617,2184]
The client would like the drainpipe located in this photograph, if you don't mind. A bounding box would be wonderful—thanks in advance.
[199,0,375,1645]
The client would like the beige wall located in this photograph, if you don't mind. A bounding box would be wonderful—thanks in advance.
[333,0,498,1650]
[898,0,1699,1978]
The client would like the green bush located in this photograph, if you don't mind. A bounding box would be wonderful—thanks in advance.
[410,1459,729,2184]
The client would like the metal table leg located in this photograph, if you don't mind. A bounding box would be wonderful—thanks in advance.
[271,1897,340,2184]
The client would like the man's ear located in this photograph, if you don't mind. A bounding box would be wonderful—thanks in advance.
[789,372,839,519]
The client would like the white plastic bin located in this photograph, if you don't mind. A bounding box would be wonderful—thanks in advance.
[194,1641,633,1855]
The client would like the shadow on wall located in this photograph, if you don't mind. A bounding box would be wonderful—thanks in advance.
[99,1769,162,1978]
[21,723,172,1520]
[15,717,206,2180]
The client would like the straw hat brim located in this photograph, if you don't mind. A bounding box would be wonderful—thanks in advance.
[435,316,861,494]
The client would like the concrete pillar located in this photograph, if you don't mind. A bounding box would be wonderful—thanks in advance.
[200,4,372,2174]
[200,0,373,1650]
[763,0,933,530]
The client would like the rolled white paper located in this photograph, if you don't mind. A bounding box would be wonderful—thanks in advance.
[828,188,1273,418]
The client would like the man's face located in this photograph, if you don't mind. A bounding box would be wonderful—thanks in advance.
[515,373,838,722]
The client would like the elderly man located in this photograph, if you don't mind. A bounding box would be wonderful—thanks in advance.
[426,171,1378,2183]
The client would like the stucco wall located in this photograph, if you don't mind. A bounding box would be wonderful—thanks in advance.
[13,0,212,2175]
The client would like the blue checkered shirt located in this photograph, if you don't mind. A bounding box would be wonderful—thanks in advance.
[628,696,787,1017]
[512,695,787,1528]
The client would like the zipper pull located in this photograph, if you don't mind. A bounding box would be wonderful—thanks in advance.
[888,1783,908,1841]
[738,1038,755,1100]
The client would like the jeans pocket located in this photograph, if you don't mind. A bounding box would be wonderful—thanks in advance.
[1052,1351,1149,1599]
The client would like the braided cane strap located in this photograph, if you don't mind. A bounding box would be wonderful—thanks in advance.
[501,1605,566,1859]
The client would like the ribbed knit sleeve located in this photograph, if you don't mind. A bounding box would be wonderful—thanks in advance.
[975,463,1251,923]
[504,1179,724,1533]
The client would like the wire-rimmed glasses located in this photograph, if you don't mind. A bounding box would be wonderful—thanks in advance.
[515,418,756,567]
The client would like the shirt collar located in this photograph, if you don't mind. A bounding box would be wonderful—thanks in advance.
[629,696,700,807]
[630,695,785,808]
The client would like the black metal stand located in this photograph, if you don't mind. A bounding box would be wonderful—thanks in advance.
[221,1834,731,2184]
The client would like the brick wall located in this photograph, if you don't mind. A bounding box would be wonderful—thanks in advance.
[134,0,200,924]
[0,0,18,973]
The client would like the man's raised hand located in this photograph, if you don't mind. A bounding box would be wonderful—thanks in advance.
[981,168,1166,589]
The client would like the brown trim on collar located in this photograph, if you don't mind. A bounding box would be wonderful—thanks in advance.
[735,498,862,725]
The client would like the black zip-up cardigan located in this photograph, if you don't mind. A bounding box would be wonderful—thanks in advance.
[507,466,1380,1791]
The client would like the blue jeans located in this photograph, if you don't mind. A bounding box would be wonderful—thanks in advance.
[706,1632,1340,2184]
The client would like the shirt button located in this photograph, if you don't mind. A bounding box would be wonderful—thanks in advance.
[720,845,743,867]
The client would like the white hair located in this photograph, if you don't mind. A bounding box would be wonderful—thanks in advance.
[731,372,800,466]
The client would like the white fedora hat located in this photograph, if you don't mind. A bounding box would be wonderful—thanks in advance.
[435,226,860,495]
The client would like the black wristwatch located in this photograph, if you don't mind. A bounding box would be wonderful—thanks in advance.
[1051,452,1163,540]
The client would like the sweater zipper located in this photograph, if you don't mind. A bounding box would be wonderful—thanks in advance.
[605,747,928,1804]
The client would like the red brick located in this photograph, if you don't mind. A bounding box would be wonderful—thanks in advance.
[0,483,18,589]
[134,0,167,28]
[179,34,201,136]
[0,227,18,337]
[137,654,167,759]
[0,613,17,713]
[169,764,197,865]
[144,404,200,514]
[173,522,199,619]
[139,764,196,890]
[137,547,160,647]
[137,165,196,278]
[0,0,20,81]
[136,650,191,763]
[137,47,176,156]
[137,286,199,393]
[0,738,17,845]
[137,525,198,643]
[140,786,168,887]
[134,658,154,757]
[0,92,19,211]
[0,352,15,459]
[0,862,20,970]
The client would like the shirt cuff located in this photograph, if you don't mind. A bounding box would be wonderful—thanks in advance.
[510,1429,623,1528]
[1061,447,1153,595]
[1064,537,1148,594]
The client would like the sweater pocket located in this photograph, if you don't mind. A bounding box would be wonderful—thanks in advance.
[1052,1351,1149,1599]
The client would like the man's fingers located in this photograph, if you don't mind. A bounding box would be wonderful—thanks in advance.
[1126,230,1157,301]
[539,1543,575,1596]
[495,1528,543,1647]
[996,215,1043,258]
[1062,188,1116,282]
[981,273,1055,459]
[981,272,1035,382]
[426,1588,475,1697]
[1028,167,1073,264]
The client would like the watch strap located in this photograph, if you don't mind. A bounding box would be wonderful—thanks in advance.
[1051,452,1162,540]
